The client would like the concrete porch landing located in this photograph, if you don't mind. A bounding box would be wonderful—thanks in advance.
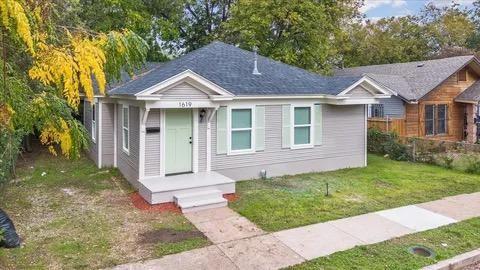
[138,171,236,205]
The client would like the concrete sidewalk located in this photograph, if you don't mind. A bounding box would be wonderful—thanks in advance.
[112,192,480,270]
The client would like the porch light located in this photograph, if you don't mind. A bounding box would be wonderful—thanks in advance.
[200,109,207,122]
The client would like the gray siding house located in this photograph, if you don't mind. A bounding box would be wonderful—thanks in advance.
[82,42,392,212]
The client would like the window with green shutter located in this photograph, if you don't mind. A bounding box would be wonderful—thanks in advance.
[231,109,253,150]
[293,107,312,145]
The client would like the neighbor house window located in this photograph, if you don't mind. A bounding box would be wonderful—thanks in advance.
[122,105,130,153]
[368,104,384,118]
[425,104,448,136]
[458,69,467,82]
[437,104,447,134]
[91,103,96,142]
[231,108,252,151]
[293,106,312,145]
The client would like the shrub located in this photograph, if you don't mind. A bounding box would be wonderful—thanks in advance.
[464,155,480,174]
[367,128,411,161]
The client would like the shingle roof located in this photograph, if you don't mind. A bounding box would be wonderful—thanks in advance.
[335,55,478,101]
[456,80,480,102]
[108,41,362,96]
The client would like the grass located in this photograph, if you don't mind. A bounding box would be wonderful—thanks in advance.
[230,154,480,232]
[288,217,480,270]
[0,145,210,269]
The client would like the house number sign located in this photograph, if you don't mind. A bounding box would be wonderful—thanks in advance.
[178,101,193,108]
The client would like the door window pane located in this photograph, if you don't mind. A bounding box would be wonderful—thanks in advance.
[294,126,310,145]
[232,130,251,150]
[232,109,252,129]
[294,107,310,125]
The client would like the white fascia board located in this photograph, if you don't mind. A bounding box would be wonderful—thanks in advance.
[134,69,234,97]
[338,76,397,96]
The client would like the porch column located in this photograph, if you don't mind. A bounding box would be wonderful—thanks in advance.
[139,107,150,179]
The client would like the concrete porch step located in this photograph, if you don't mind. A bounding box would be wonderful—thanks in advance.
[174,190,228,213]
[174,189,223,205]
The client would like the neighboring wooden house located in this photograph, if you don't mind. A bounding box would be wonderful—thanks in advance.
[336,56,480,143]
[82,41,392,212]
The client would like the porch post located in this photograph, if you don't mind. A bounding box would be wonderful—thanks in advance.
[193,109,199,173]
[139,106,150,179]
[159,109,166,177]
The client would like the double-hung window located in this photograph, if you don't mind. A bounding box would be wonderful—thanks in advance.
[122,105,130,153]
[230,108,253,152]
[425,104,448,136]
[91,103,96,142]
[293,106,313,146]
[368,104,384,118]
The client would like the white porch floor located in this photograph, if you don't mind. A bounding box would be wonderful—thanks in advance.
[138,171,236,205]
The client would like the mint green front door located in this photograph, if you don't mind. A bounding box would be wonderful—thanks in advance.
[165,109,193,174]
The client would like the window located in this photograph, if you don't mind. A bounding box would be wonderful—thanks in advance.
[368,104,384,118]
[122,105,129,153]
[437,104,447,134]
[458,69,467,82]
[231,108,253,151]
[425,104,448,136]
[425,105,434,135]
[91,103,96,142]
[293,106,312,145]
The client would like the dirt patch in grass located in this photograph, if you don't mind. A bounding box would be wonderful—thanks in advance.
[138,229,205,245]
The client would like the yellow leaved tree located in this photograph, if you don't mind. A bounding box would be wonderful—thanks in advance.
[0,0,148,161]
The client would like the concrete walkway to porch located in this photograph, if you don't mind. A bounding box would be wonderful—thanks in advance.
[111,192,480,270]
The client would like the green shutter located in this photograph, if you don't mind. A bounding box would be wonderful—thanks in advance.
[255,106,265,151]
[314,104,323,145]
[217,107,227,154]
[282,105,291,148]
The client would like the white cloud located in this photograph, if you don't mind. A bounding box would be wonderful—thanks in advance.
[361,0,408,13]
[428,0,476,7]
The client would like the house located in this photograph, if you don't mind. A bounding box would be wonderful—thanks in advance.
[82,41,392,212]
[335,56,480,143]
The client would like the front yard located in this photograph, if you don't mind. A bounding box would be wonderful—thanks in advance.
[231,155,480,231]
[0,147,209,269]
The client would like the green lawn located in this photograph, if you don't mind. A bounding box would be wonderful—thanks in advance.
[0,147,209,269]
[289,217,480,270]
[230,154,480,231]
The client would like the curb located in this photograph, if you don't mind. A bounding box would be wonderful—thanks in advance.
[422,248,480,270]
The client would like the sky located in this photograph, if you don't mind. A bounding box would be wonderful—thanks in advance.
[362,0,476,21]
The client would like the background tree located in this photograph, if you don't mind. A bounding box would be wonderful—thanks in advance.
[339,16,432,67]
[221,0,362,73]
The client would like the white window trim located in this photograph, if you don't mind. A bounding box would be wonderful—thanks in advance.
[91,103,96,143]
[291,104,314,149]
[227,105,256,155]
[122,105,130,154]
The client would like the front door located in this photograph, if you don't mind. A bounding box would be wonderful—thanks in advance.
[165,109,193,174]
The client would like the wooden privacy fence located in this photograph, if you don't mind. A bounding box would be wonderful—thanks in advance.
[368,117,406,136]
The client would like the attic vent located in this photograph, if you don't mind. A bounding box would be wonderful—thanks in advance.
[252,46,261,75]
[417,63,425,67]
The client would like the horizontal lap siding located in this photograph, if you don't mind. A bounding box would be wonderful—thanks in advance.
[145,109,161,177]
[84,100,98,165]
[101,103,115,167]
[380,96,405,118]
[117,106,140,186]
[159,83,210,100]
[198,119,207,172]
[212,105,365,179]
